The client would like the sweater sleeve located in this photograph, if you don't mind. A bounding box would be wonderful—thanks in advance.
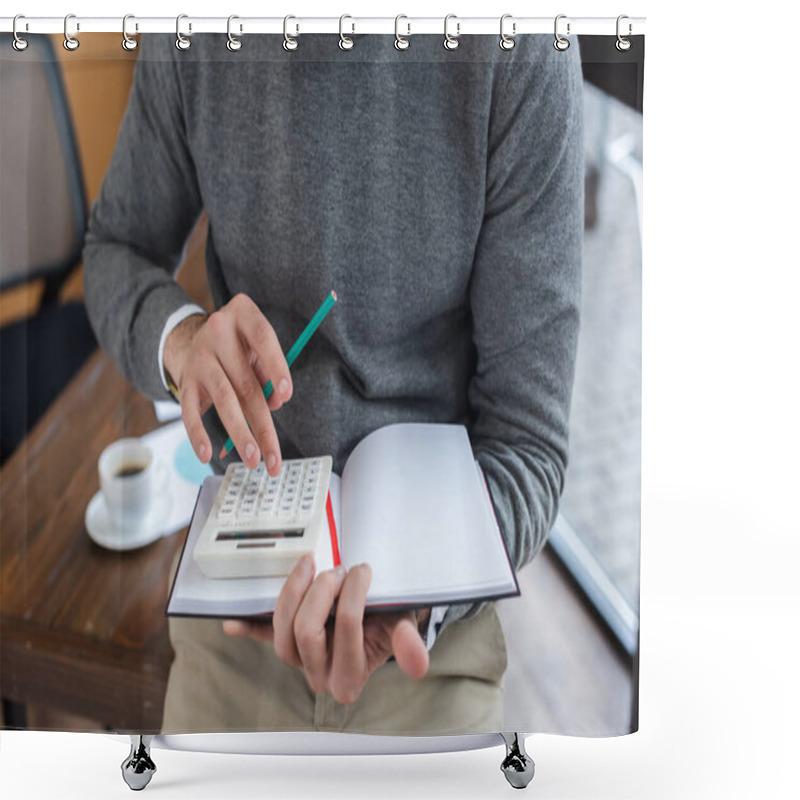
[83,35,204,401]
[439,38,584,634]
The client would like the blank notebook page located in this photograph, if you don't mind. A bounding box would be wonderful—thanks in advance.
[340,423,510,603]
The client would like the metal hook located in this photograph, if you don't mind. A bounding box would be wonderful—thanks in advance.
[176,14,191,51]
[12,14,28,52]
[122,14,138,51]
[554,14,570,51]
[500,14,516,51]
[283,15,298,51]
[227,15,242,51]
[339,14,355,50]
[443,14,460,51]
[616,14,632,52]
[394,14,410,50]
[63,13,80,51]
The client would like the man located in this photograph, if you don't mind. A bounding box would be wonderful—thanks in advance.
[84,31,583,734]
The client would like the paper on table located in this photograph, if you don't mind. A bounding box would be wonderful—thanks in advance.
[139,420,213,538]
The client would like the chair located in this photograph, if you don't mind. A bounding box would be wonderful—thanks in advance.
[0,34,97,463]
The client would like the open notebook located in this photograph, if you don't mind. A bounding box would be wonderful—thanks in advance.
[167,423,519,619]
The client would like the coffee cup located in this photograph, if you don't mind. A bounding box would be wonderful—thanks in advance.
[98,438,158,532]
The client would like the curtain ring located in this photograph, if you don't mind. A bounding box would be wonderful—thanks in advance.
[176,14,191,50]
[499,14,516,51]
[443,14,460,51]
[394,15,410,50]
[227,15,242,51]
[283,15,298,51]
[616,14,632,52]
[554,14,570,51]
[63,13,80,51]
[339,14,355,50]
[12,15,28,52]
[122,14,138,51]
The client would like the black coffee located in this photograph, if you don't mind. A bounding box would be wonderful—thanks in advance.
[115,463,147,478]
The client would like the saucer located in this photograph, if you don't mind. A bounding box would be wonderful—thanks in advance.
[85,461,173,552]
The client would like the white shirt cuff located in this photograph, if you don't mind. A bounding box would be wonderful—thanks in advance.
[158,303,207,396]
[425,605,449,651]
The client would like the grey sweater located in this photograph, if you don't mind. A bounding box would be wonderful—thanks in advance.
[83,33,583,635]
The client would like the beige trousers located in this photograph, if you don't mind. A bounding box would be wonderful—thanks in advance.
[161,556,507,735]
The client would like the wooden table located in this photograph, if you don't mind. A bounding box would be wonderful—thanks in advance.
[0,219,211,734]
[0,348,186,732]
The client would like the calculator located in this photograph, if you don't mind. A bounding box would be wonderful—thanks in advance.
[192,456,332,580]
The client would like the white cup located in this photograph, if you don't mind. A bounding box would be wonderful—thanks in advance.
[98,438,157,532]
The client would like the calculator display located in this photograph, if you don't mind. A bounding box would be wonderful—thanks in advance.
[216,530,305,541]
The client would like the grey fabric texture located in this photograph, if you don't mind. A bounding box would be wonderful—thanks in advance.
[83,33,583,635]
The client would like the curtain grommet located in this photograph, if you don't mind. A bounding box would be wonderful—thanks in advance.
[176,14,191,51]
[12,15,28,52]
[443,14,460,51]
[339,14,355,51]
[616,15,632,51]
[500,14,516,51]
[554,14,570,51]
[394,15,410,50]
[283,15,299,51]
[63,13,80,51]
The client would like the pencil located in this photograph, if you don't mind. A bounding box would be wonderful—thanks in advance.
[219,290,338,459]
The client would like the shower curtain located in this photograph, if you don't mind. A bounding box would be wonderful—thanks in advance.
[0,12,644,772]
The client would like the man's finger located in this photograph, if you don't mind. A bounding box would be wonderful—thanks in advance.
[222,618,274,642]
[294,566,347,693]
[234,296,293,411]
[180,385,212,464]
[390,615,430,680]
[329,564,372,704]
[215,324,283,476]
[206,362,260,468]
[272,554,316,667]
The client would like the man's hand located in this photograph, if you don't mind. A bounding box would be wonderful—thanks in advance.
[222,556,430,705]
[163,294,292,473]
